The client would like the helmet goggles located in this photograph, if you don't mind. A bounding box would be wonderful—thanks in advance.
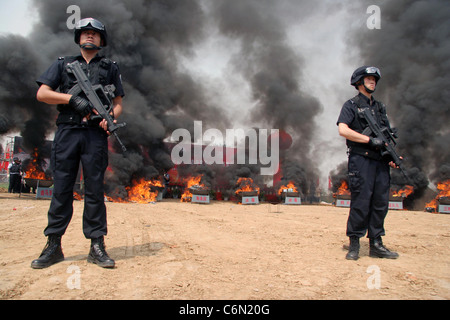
[76,18,105,31]
[74,18,107,47]
[365,67,381,78]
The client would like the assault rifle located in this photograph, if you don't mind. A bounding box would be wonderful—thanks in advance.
[359,107,409,180]
[66,60,127,152]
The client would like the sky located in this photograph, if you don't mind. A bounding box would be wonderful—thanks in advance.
[0,0,36,36]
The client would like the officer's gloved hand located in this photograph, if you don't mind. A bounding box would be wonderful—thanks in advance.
[368,137,384,148]
[69,96,93,117]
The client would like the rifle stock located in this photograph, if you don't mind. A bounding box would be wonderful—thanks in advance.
[66,60,127,152]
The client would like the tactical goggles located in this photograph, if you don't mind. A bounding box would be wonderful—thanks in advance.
[76,18,105,31]
[365,67,381,78]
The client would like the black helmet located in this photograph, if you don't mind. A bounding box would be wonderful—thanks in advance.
[350,66,381,87]
[74,18,107,48]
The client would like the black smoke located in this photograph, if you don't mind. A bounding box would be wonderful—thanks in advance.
[211,0,323,193]
[347,0,449,190]
[1,0,232,195]
[3,1,447,203]
[0,0,326,198]
[0,34,54,157]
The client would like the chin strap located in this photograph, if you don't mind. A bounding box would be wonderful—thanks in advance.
[364,84,375,94]
[80,43,102,51]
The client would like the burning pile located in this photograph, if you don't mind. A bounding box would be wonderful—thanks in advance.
[333,180,351,198]
[278,181,301,204]
[107,178,163,203]
[278,181,299,196]
[333,180,351,207]
[181,175,209,203]
[235,177,260,204]
[389,185,414,210]
[24,149,49,180]
[391,185,414,198]
[23,149,53,188]
[425,180,450,213]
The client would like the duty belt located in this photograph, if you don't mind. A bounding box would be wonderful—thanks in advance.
[349,146,382,161]
[56,113,101,127]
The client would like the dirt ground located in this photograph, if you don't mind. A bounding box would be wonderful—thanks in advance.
[0,192,449,300]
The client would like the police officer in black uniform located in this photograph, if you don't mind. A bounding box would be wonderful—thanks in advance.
[337,66,399,260]
[31,18,124,269]
[8,157,22,193]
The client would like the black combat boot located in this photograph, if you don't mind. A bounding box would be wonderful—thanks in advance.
[345,236,360,260]
[87,236,115,268]
[31,235,64,269]
[369,237,399,259]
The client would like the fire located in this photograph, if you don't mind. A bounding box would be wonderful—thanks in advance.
[181,175,204,202]
[333,180,350,197]
[24,149,48,180]
[235,177,260,196]
[425,180,450,212]
[107,178,163,203]
[73,191,83,201]
[277,181,298,195]
[391,185,414,198]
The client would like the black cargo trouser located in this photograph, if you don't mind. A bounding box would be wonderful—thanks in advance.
[9,174,21,193]
[44,123,109,239]
[346,153,390,239]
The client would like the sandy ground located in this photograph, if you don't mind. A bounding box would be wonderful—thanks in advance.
[0,192,449,301]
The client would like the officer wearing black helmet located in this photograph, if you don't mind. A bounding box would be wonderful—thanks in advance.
[8,157,22,193]
[32,18,124,269]
[337,66,400,261]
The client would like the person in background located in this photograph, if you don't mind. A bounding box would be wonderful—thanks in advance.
[8,157,22,193]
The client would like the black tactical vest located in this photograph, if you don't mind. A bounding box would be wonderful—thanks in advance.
[57,55,114,112]
[346,94,392,156]
[9,163,21,174]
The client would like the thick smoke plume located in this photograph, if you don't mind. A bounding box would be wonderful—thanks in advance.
[1,0,448,201]
[0,0,325,197]
[347,0,449,190]
[210,0,323,194]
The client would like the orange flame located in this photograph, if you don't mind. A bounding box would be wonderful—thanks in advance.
[73,191,83,201]
[235,177,260,195]
[425,180,450,212]
[107,178,162,203]
[181,175,204,202]
[333,180,350,197]
[277,181,298,195]
[24,149,47,180]
[391,185,414,198]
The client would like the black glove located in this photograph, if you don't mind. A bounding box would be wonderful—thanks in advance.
[69,96,93,117]
[368,137,384,148]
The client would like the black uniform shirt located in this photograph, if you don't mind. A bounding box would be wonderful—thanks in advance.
[337,92,375,128]
[337,92,393,157]
[36,54,125,98]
